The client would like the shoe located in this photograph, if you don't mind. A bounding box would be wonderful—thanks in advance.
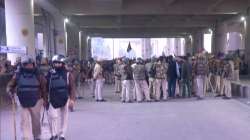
[215,95,221,97]
[126,100,133,103]
[59,137,66,140]
[50,136,58,140]
[121,100,125,103]
[78,97,84,99]
[197,97,203,100]
[99,99,106,102]
[222,96,231,100]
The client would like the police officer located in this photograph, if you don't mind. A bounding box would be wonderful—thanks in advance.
[132,58,151,102]
[6,56,47,140]
[114,58,122,93]
[194,54,208,100]
[145,56,156,99]
[120,58,133,103]
[47,54,76,140]
[221,59,233,99]
[155,56,168,101]
[93,58,106,102]
[214,58,222,96]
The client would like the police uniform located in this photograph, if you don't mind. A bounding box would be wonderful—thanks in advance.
[145,60,156,99]
[132,60,151,102]
[221,60,233,98]
[120,59,133,102]
[93,60,105,101]
[214,59,222,95]
[194,56,208,99]
[155,61,168,100]
[114,60,122,93]
[6,56,47,140]
[47,55,76,140]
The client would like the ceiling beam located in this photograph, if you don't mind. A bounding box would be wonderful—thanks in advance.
[208,0,225,11]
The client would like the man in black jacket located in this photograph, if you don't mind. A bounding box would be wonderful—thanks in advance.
[167,56,178,98]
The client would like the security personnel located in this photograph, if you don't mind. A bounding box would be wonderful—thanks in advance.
[194,54,208,100]
[155,56,168,101]
[93,58,106,102]
[47,54,76,140]
[221,59,233,99]
[6,56,47,140]
[120,58,133,103]
[114,58,122,93]
[145,56,156,99]
[132,58,151,102]
[214,58,222,96]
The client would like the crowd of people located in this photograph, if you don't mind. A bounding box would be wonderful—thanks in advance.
[1,50,247,140]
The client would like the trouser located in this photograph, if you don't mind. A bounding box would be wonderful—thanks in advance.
[182,79,191,97]
[76,76,83,98]
[148,78,156,98]
[215,75,221,94]
[234,70,239,81]
[204,73,214,95]
[20,99,43,140]
[87,79,96,96]
[155,79,167,100]
[168,78,176,97]
[48,100,69,138]
[134,80,151,102]
[121,80,132,102]
[132,81,137,101]
[176,80,180,96]
[115,76,121,93]
[95,79,104,100]
[196,75,205,98]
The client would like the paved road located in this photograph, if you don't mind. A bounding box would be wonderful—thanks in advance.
[1,85,250,140]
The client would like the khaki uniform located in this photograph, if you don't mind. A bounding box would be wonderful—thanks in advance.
[6,72,47,140]
[155,62,168,100]
[221,61,233,98]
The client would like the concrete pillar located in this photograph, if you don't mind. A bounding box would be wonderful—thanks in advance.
[54,17,66,56]
[185,37,192,55]
[193,31,203,54]
[5,0,35,63]
[81,32,88,60]
[143,38,151,58]
[245,12,250,73]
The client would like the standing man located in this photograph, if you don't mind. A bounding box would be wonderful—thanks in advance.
[214,58,222,96]
[221,59,233,99]
[114,58,122,93]
[47,55,76,140]
[194,54,208,100]
[6,56,47,140]
[181,56,192,98]
[133,58,151,102]
[145,57,156,99]
[93,58,106,102]
[167,56,178,98]
[155,56,168,101]
[120,58,133,103]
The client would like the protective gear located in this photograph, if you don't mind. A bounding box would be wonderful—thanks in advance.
[16,70,40,108]
[133,64,146,80]
[52,54,66,64]
[48,70,69,108]
[21,55,35,66]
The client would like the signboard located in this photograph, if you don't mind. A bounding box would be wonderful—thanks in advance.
[0,46,27,54]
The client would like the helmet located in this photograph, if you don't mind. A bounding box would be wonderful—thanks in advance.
[52,54,66,64]
[21,55,35,65]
